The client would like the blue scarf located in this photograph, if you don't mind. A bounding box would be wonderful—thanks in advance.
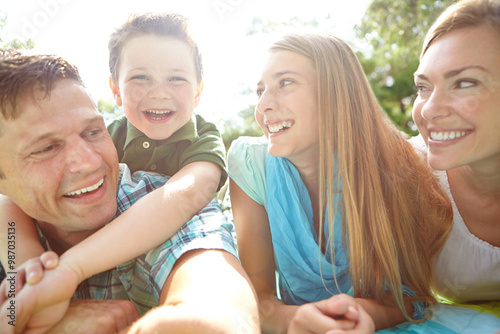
[265,155,353,305]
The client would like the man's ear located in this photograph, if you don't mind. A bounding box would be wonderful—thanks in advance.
[109,76,123,107]
[194,80,204,107]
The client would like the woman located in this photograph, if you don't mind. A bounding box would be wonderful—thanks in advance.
[228,33,452,333]
[411,0,500,303]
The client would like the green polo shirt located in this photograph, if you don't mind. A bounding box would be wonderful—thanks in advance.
[107,114,227,190]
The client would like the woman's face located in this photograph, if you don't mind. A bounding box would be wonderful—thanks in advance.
[255,50,319,165]
[413,24,500,172]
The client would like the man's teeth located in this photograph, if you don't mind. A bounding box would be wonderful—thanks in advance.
[66,179,104,197]
[430,130,468,141]
[268,121,292,133]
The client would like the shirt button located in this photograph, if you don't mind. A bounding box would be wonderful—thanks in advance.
[150,164,157,171]
[142,141,150,149]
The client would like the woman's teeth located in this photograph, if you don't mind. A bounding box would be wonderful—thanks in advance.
[430,130,468,141]
[268,121,292,133]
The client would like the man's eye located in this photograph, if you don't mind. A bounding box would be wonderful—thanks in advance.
[32,144,55,155]
[280,79,293,87]
[132,75,148,80]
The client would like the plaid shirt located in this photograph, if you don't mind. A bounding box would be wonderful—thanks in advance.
[37,164,238,314]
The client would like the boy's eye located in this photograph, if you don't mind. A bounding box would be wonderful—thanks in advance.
[170,76,186,82]
[132,75,148,80]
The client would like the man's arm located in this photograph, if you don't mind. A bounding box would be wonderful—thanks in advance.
[125,249,260,334]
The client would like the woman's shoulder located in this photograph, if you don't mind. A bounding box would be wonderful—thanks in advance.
[228,136,268,167]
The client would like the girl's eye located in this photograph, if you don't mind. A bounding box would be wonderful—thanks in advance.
[256,88,264,98]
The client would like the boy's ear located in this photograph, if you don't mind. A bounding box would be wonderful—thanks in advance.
[109,76,123,107]
[194,80,204,107]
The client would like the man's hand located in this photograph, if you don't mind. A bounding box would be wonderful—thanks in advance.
[48,299,140,334]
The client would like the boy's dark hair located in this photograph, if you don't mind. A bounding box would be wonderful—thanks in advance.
[0,48,84,119]
[108,12,203,83]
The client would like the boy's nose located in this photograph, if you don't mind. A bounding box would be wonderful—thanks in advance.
[147,81,172,100]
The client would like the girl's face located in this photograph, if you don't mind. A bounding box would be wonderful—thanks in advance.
[413,24,500,172]
[255,50,319,165]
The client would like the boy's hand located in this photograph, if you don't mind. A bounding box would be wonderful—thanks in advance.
[0,252,79,333]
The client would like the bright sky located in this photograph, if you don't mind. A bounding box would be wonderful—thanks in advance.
[1,0,371,126]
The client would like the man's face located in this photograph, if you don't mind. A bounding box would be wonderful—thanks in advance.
[0,79,120,236]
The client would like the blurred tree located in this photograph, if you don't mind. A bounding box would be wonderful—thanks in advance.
[355,0,457,135]
[97,99,122,123]
[0,11,35,49]
[222,104,263,151]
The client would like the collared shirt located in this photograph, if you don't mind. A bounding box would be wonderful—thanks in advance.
[36,164,238,315]
[107,114,227,190]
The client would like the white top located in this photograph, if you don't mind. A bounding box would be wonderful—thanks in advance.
[410,135,500,302]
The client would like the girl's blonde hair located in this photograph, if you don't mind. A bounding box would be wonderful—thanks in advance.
[422,0,500,58]
[269,34,452,322]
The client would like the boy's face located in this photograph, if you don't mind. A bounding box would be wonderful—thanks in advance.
[0,79,120,237]
[112,35,202,141]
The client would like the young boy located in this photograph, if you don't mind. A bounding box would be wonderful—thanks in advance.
[0,13,227,286]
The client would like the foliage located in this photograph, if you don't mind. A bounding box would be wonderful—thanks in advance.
[222,105,263,151]
[97,99,122,123]
[0,12,35,49]
[355,0,457,135]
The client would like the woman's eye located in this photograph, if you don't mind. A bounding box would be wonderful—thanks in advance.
[256,88,264,98]
[457,80,476,89]
[280,79,293,87]
[170,77,186,82]
[132,75,148,80]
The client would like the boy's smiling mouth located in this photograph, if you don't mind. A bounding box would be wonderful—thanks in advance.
[144,109,173,121]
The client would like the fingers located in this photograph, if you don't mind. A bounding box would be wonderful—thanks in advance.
[326,303,375,334]
[40,251,59,270]
[289,301,357,334]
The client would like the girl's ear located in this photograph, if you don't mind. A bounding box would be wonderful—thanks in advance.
[109,76,123,107]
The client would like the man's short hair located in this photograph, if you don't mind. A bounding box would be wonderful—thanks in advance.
[0,49,84,120]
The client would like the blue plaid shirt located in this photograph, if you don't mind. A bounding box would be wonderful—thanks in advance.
[37,164,238,314]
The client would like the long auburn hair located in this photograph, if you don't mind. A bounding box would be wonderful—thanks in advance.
[269,34,452,321]
[422,0,500,58]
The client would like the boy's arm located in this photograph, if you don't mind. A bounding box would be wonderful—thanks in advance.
[0,195,44,267]
[61,161,222,282]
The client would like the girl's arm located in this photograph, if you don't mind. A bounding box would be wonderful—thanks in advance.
[0,195,44,267]
[61,161,221,282]
[229,180,373,334]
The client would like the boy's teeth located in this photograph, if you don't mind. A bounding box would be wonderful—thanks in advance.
[65,178,104,197]
[430,130,467,141]
[146,110,171,114]
[268,121,292,133]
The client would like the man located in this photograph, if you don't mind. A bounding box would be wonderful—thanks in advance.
[0,49,259,333]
